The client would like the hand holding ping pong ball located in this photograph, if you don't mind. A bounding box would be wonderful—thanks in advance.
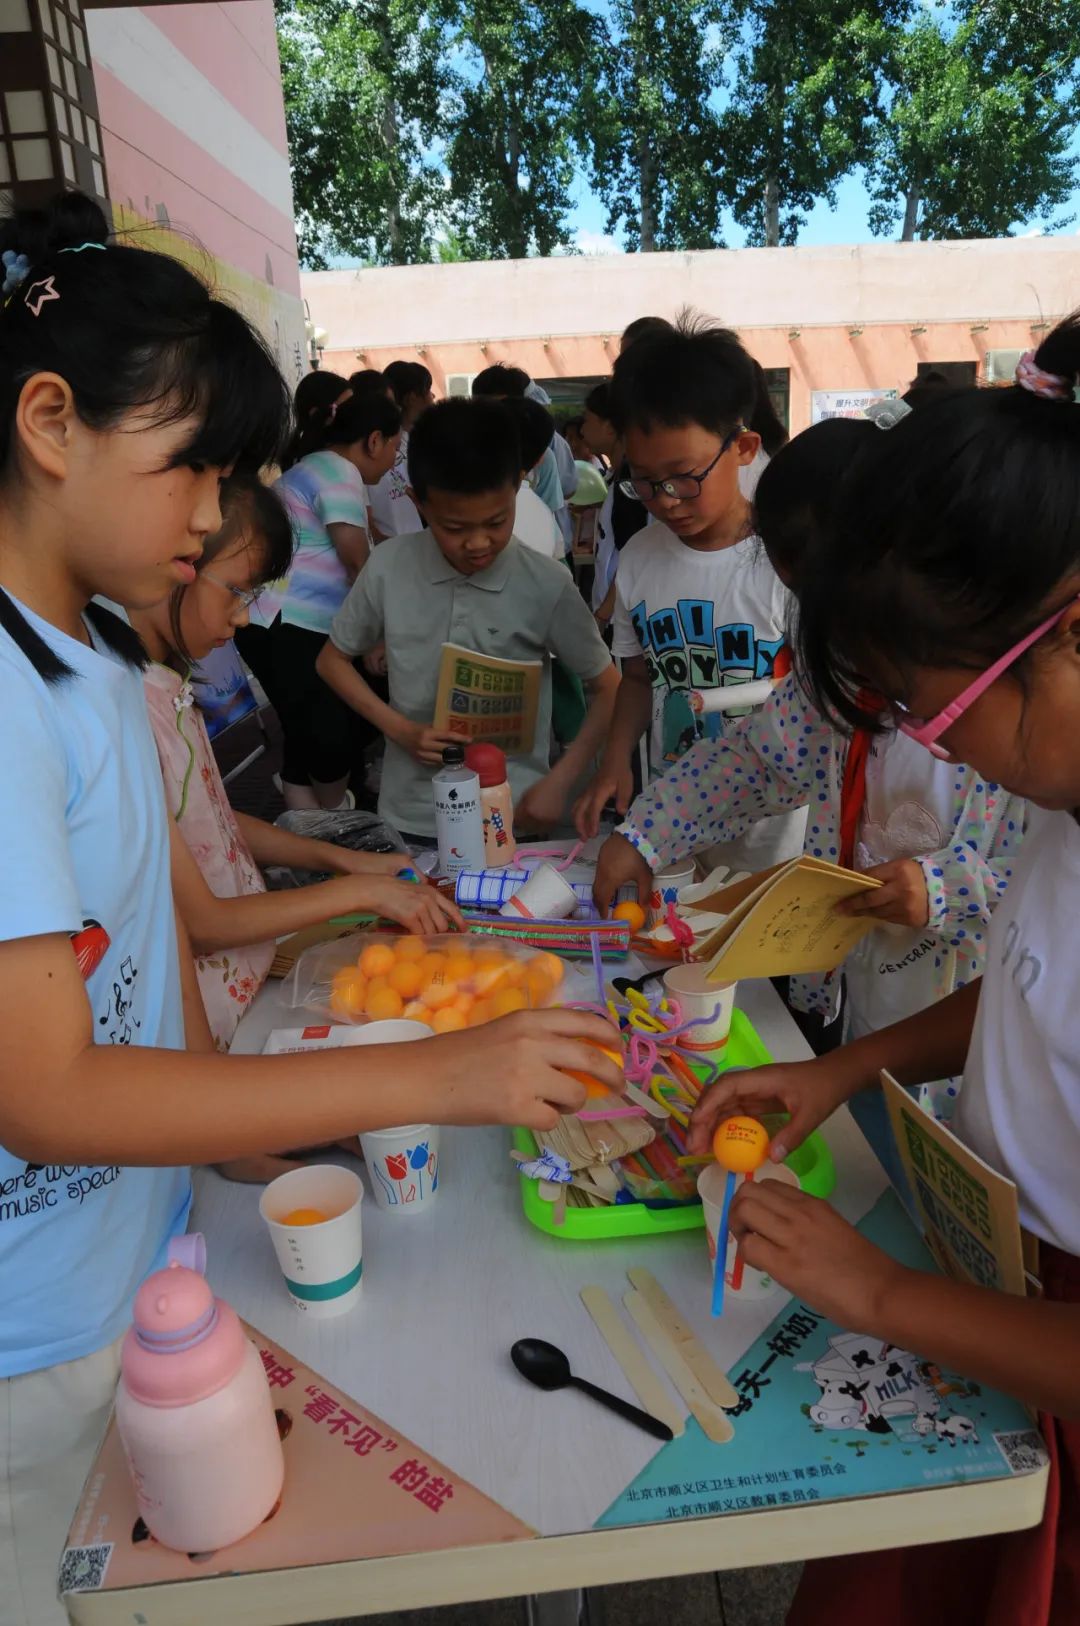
[712,1115,770,1174]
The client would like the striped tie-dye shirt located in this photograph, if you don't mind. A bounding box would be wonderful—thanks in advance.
[271,450,369,634]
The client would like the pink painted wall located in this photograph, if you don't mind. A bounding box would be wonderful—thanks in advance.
[87,2,307,385]
[308,237,1079,431]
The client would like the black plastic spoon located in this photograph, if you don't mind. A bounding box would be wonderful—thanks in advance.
[511,1337,674,1442]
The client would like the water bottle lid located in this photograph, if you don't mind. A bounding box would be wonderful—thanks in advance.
[123,1251,246,1407]
[441,743,465,766]
[464,743,507,787]
[167,1232,207,1274]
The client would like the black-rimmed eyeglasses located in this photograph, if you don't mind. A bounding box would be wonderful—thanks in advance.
[619,427,744,504]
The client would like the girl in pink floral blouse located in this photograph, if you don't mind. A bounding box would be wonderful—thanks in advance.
[133,476,461,1052]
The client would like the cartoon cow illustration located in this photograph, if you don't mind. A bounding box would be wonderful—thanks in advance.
[798,1334,945,1435]
[912,1413,979,1446]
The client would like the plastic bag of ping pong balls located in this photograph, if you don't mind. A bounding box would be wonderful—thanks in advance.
[285,933,566,1032]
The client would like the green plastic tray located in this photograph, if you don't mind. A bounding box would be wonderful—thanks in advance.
[513,1007,836,1241]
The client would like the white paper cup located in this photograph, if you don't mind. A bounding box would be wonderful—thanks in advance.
[647,863,696,928]
[697,1162,799,1302]
[664,963,736,1051]
[260,1166,364,1318]
[499,862,578,921]
[359,1124,440,1213]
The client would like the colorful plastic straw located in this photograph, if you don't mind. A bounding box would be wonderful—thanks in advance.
[712,1169,737,1317]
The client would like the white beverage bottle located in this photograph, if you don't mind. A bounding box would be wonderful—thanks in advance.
[432,744,485,877]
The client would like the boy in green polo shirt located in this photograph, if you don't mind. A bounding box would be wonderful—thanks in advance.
[317,399,618,841]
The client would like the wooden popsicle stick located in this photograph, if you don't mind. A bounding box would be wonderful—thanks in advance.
[623,1291,733,1445]
[580,1287,685,1439]
[626,1267,740,1409]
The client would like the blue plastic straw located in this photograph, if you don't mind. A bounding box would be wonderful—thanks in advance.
[711,1169,736,1317]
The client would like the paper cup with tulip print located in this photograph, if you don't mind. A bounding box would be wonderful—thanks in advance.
[359,1125,441,1214]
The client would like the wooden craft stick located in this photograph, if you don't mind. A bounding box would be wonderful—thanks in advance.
[626,1268,740,1409]
[580,1287,685,1439]
[623,1291,733,1444]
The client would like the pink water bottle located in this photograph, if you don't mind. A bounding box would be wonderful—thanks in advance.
[115,1235,285,1552]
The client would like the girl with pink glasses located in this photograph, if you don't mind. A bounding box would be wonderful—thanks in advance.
[689,313,1080,1626]
[593,414,1027,1195]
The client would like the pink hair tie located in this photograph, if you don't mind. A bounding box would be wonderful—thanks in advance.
[1015,350,1074,402]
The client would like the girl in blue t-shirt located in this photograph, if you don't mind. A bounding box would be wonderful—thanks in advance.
[0,193,618,1626]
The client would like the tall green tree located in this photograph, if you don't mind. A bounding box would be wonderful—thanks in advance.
[716,1,906,248]
[438,0,602,259]
[584,0,734,252]
[276,0,449,268]
[867,2,1080,240]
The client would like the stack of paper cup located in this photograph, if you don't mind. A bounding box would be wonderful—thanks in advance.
[647,863,696,929]
[697,1162,799,1301]
[498,862,578,921]
[663,962,736,1052]
[260,1166,364,1318]
[359,1124,440,1213]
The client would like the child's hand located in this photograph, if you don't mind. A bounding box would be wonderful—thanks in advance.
[687,1058,852,1161]
[592,832,653,915]
[840,859,930,928]
[573,761,636,840]
[398,721,462,765]
[421,1008,622,1131]
[730,1181,904,1332]
[361,877,464,934]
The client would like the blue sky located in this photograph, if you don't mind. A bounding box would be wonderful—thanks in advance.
[566,155,1080,254]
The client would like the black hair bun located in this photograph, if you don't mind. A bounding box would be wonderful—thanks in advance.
[0,190,108,264]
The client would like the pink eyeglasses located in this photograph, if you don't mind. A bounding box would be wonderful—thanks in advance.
[897,594,1080,758]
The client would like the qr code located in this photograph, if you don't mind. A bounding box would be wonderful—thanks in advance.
[994,1429,1049,1476]
[58,1542,113,1594]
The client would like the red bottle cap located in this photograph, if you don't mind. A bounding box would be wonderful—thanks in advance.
[465,744,507,787]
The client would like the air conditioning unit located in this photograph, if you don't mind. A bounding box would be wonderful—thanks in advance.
[446,372,477,398]
[984,348,1024,386]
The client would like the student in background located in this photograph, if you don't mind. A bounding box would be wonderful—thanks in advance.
[574,313,805,875]
[347,367,390,399]
[582,382,646,626]
[525,378,579,543]
[268,388,401,810]
[316,398,619,839]
[0,194,621,1626]
[504,397,565,559]
[237,370,351,727]
[620,314,674,352]
[367,359,434,541]
[564,415,605,471]
[472,364,571,547]
[687,318,1080,1626]
[131,475,460,1052]
[281,370,351,471]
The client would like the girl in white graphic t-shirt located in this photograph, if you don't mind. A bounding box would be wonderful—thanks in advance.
[575,312,805,873]
[689,313,1080,1626]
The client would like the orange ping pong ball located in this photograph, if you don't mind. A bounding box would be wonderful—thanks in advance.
[282,1207,327,1226]
[612,900,647,933]
[712,1115,770,1174]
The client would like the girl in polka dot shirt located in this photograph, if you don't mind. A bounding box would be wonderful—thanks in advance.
[594,418,1027,1180]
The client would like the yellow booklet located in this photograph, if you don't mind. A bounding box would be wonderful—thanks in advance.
[432,643,542,755]
[694,855,882,981]
[882,1071,1029,1296]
